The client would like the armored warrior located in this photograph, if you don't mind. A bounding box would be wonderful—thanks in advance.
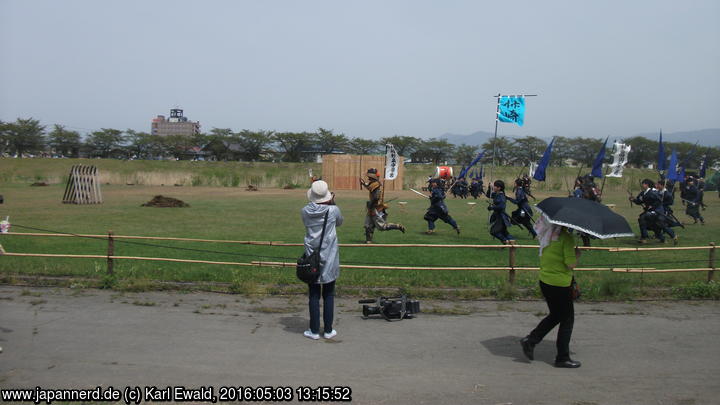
[360,168,405,243]
[424,178,460,235]
[469,177,484,199]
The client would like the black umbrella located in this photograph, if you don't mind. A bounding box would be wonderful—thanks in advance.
[535,197,634,239]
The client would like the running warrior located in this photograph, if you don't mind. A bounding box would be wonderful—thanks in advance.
[683,176,705,225]
[360,168,405,243]
[469,177,484,199]
[629,179,677,244]
[488,180,515,244]
[656,179,683,230]
[424,178,460,235]
[508,177,537,238]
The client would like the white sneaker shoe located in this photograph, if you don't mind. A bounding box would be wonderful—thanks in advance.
[323,330,337,339]
[303,330,320,340]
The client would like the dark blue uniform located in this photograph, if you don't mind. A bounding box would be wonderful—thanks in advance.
[488,191,514,243]
[508,187,537,238]
[684,183,705,224]
[424,186,459,233]
[632,188,675,241]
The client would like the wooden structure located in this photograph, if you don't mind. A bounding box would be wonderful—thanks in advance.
[62,165,103,204]
[321,154,404,191]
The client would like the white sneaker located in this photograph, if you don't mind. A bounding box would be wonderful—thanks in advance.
[303,330,320,340]
[323,330,337,339]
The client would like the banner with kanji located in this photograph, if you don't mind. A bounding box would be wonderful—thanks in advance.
[384,144,399,180]
[498,96,526,126]
[606,142,632,178]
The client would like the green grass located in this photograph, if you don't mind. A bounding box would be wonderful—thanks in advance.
[1,160,718,300]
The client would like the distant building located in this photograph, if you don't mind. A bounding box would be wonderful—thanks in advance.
[151,108,200,137]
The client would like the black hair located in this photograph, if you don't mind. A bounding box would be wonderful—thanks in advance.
[494,180,505,190]
[641,179,654,187]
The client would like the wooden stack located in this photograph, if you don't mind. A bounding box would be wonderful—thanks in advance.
[62,165,103,204]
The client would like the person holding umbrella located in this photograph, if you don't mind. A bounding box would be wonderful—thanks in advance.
[521,197,634,368]
[520,215,581,368]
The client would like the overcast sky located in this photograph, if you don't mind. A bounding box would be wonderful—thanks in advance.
[1,0,718,140]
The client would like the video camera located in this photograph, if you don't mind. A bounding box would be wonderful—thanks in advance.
[358,295,420,321]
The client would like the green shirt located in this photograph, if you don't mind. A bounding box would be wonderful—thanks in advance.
[539,229,577,287]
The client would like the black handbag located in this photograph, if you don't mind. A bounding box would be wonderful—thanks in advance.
[297,210,329,284]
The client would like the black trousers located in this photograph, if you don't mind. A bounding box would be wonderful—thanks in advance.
[527,281,574,362]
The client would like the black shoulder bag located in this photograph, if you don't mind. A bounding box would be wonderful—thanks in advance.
[297,210,329,284]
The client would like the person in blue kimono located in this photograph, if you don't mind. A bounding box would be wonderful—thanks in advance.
[424,178,460,235]
[488,180,515,244]
[508,178,537,238]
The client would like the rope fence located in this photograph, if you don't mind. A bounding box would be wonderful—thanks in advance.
[0,227,716,285]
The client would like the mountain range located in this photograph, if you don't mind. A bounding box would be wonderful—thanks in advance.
[439,128,720,147]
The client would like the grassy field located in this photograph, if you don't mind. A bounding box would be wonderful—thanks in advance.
[1,159,718,300]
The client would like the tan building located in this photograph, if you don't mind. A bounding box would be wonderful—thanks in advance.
[151,108,200,137]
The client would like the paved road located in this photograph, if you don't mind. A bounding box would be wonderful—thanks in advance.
[1,286,718,405]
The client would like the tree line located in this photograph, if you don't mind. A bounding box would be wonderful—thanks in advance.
[1,118,717,169]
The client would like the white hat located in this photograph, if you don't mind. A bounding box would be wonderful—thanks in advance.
[307,180,333,204]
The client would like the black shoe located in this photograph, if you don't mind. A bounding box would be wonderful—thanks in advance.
[554,359,581,368]
[520,337,535,361]
[455,227,461,235]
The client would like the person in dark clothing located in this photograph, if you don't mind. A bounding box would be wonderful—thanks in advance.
[469,178,483,199]
[488,180,515,244]
[683,177,705,224]
[656,180,683,232]
[508,178,537,238]
[424,178,460,235]
[630,179,676,243]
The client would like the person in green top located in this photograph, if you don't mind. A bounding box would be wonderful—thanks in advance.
[520,215,582,368]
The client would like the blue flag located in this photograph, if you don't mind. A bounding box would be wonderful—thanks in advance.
[667,149,681,181]
[479,165,484,179]
[657,131,665,172]
[700,154,708,178]
[591,137,608,178]
[533,138,554,181]
[459,152,485,178]
[498,96,525,126]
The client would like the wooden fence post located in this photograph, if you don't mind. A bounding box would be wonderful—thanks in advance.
[107,230,114,276]
[508,244,516,285]
[709,242,716,283]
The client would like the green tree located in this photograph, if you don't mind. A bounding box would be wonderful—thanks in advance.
[203,128,234,160]
[568,137,604,167]
[3,118,46,157]
[47,125,81,157]
[316,128,349,154]
[85,128,124,158]
[348,137,379,155]
[549,136,572,167]
[273,132,314,162]
[125,129,161,159]
[414,138,455,164]
[481,136,513,166]
[454,144,478,166]
[160,134,194,159]
[508,136,547,166]
[624,136,657,168]
[237,130,273,161]
[379,135,421,157]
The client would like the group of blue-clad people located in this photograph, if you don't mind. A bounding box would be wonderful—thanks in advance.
[423,171,708,246]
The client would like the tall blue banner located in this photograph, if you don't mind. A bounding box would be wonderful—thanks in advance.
[532,138,554,181]
[498,96,525,127]
[591,137,608,178]
[667,150,681,182]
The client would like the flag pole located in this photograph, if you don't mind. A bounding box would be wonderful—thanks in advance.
[490,93,501,190]
[599,138,616,199]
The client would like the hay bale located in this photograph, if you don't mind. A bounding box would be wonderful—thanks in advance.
[141,195,190,208]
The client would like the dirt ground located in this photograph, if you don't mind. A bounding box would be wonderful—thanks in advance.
[0,285,718,405]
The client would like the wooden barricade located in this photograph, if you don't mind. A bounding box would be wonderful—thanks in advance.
[62,165,103,204]
[321,154,404,191]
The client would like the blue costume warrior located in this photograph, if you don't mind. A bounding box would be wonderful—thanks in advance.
[469,178,484,199]
[488,180,515,244]
[424,179,460,235]
[508,178,537,238]
[683,177,705,225]
[630,179,677,244]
